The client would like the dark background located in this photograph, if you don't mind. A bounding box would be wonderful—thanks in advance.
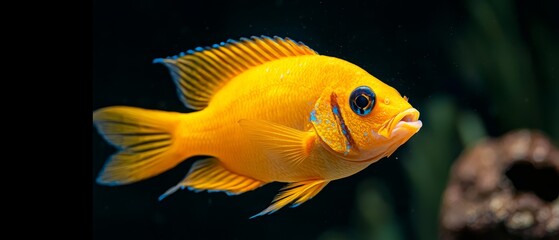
[93,1,558,239]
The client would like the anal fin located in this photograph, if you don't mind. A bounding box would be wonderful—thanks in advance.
[251,180,329,219]
[159,158,264,200]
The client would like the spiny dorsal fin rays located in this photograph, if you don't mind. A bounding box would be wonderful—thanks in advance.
[250,180,329,219]
[227,39,266,65]
[153,36,318,110]
[157,60,213,110]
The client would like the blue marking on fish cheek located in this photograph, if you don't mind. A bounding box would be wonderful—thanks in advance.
[344,141,351,156]
[310,109,318,123]
[332,106,339,115]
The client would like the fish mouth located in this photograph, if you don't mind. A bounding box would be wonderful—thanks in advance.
[322,108,422,164]
[341,108,422,163]
[378,108,422,138]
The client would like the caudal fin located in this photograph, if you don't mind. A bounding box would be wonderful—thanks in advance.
[93,106,186,186]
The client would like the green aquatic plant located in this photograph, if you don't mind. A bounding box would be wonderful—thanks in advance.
[404,0,558,239]
[454,0,558,140]
[341,1,558,239]
[318,179,405,240]
[402,96,464,240]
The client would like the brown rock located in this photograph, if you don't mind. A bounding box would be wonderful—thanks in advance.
[440,130,559,240]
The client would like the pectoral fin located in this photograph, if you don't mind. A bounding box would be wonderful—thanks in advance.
[238,119,316,166]
[159,158,264,200]
[251,180,329,218]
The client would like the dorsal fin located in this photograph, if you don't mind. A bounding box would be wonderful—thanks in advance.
[153,36,318,110]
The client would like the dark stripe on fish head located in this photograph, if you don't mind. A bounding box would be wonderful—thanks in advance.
[330,92,359,155]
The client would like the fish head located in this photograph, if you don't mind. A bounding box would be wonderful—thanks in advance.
[310,64,422,163]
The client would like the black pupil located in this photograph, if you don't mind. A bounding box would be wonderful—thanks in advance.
[355,95,369,109]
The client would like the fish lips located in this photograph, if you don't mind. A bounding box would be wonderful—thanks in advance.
[319,108,422,163]
[378,108,422,138]
[347,108,422,163]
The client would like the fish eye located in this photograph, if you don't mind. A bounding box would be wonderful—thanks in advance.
[349,86,375,116]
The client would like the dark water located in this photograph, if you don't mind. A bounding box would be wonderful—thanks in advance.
[93,1,558,239]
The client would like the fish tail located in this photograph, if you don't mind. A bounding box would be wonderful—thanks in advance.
[93,106,191,186]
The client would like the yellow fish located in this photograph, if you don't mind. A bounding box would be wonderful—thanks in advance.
[93,36,422,218]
